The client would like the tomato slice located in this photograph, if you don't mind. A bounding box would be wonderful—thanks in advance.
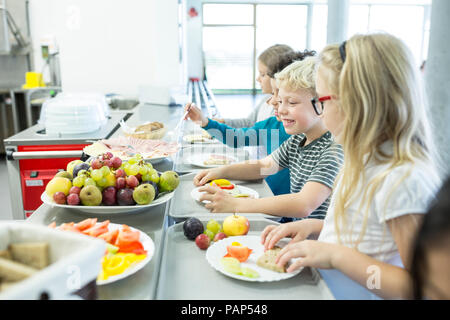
[59,222,82,233]
[224,245,253,262]
[75,218,98,232]
[118,241,147,255]
[82,220,110,237]
[97,229,119,244]
[114,225,140,247]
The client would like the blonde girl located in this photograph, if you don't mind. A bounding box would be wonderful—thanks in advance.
[261,33,442,299]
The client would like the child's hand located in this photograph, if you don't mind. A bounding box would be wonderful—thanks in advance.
[198,183,239,213]
[261,220,314,251]
[184,103,208,127]
[193,168,223,186]
[275,240,341,272]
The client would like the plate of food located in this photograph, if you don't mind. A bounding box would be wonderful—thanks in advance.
[183,129,217,144]
[205,235,303,282]
[191,179,259,203]
[83,136,178,163]
[121,121,167,140]
[49,219,154,285]
[41,190,175,215]
[186,153,238,168]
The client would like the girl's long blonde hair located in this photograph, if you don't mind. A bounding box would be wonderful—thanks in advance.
[318,33,441,247]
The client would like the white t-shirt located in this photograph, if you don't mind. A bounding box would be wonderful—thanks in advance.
[256,98,275,123]
[318,158,440,265]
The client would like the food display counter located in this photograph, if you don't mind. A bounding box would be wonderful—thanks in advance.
[11,102,334,300]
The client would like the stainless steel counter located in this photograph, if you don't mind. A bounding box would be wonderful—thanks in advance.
[26,199,168,299]
[20,102,334,300]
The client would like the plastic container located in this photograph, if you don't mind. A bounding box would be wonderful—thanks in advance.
[38,92,109,135]
[0,222,106,300]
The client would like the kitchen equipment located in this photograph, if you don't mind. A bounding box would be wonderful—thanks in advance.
[38,92,109,135]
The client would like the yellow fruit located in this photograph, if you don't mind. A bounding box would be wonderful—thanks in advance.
[223,214,250,237]
[66,160,83,176]
[104,173,117,187]
[45,177,72,197]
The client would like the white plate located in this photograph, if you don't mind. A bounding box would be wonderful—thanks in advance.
[183,135,218,144]
[41,190,175,215]
[82,223,154,285]
[186,153,238,168]
[191,185,259,204]
[206,235,303,282]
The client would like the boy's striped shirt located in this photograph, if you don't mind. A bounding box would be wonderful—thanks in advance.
[271,131,344,220]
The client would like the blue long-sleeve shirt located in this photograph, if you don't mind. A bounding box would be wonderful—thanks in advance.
[203,117,291,196]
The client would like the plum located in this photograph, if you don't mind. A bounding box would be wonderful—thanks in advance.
[183,217,204,240]
[73,162,90,178]
[117,188,136,206]
[102,186,117,206]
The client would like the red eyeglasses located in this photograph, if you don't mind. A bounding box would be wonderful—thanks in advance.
[311,96,332,115]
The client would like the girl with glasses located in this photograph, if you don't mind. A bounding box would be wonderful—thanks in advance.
[261,33,442,299]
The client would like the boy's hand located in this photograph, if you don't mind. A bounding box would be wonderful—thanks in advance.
[184,103,208,127]
[193,168,223,186]
[198,183,239,213]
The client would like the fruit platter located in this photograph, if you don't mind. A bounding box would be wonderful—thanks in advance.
[48,219,154,285]
[182,215,302,282]
[41,152,180,214]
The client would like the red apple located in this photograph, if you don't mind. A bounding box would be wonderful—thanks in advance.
[223,214,249,237]
[67,193,80,206]
[195,233,210,250]
[213,232,227,242]
[69,186,81,195]
[53,192,66,204]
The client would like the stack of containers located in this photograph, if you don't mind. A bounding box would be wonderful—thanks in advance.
[38,93,110,135]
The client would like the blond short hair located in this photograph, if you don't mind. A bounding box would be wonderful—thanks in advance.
[274,57,317,94]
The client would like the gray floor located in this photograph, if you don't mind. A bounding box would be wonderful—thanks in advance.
[0,94,262,221]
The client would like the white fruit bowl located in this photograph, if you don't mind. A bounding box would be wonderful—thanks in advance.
[41,190,175,215]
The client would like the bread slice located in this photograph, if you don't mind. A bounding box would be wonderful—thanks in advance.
[8,242,49,270]
[0,250,11,260]
[0,257,38,282]
[256,246,287,273]
[0,281,18,292]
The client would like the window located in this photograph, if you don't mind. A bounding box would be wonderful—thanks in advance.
[348,1,432,66]
[202,3,328,93]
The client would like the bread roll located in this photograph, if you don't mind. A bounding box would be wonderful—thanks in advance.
[9,242,49,270]
[0,257,38,282]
